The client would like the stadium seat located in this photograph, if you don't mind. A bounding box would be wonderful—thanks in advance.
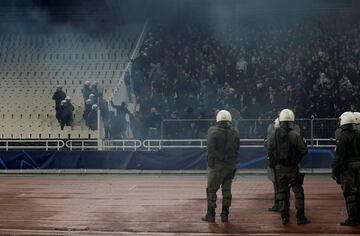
[0,25,141,139]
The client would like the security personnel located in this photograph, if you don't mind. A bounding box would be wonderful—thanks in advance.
[267,109,310,225]
[265,118,280,211]
[335,112,360,139]
[52,85,66,112]
[86,104,98,131]
[58,100,73,130]
[332,111,360,226]
[202,110,240,223]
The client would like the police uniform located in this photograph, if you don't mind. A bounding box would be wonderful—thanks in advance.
[202,110,240,223]
[332,112,360,226]
[265,120,280,211]
[267,109,310,225]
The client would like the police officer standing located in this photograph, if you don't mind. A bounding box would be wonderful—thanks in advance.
[267,109,310,225]
[202,110,240,223]
[265,118,280,211]
[332,111,360,226]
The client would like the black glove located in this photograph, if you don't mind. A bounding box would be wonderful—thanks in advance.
[332,173,341,184]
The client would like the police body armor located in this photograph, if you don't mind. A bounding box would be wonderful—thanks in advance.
[207,126,239,167]
[332,126,360,224]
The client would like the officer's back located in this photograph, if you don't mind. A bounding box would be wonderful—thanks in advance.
[207,122,239,167]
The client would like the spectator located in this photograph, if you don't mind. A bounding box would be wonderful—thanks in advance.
[164,111,182,139]
[98,95,110,138]
[110,100,132,138]
[124,71,133,103]
[127,15,360,139]
[146,107,162,138]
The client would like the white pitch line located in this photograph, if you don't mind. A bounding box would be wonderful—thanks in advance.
[128,185,137,191]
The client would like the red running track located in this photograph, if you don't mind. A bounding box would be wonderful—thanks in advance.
[0,175,359,235]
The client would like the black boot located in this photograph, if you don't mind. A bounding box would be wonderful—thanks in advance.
[202,208,215,223]
[220,207,229,223]
[296,210,310,225]
[281,211,289,225]
[268,203,280,212]
[340,218,359,226]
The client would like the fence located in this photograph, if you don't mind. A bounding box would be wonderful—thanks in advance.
[0,140,64,151]
[0,118,339,150]
[161,118,338,141]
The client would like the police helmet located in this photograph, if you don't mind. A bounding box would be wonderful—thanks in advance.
[274,118,280,128]
[92,104,98,110]
[216,110,232,122]
[60,100,67,106]
[65,96,71,102]
[86,99,92,105]
[279,109,295,122]
[56,85,62,90]
[339,111,356,126]
[85,80,91,85]
[89,94,95,98]
[353,112,360,124]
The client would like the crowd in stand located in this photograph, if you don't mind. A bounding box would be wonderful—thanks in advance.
[82,80,133,139]
[52,15,360,139]
[128,15,360,139]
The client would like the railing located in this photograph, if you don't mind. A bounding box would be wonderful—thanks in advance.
[102,139,142,150]
[160,118,339,140]
[143,139,208,151]
[0,140,64,151]
[142,138,336,150]
[65,139,142,151]
[65,139,99,151]
[0,137,336,151]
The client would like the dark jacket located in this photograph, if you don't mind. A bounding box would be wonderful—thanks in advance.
[332,126,360,178]
[52,90,66,110]
[267,127,308,167]
[207,125,240,167]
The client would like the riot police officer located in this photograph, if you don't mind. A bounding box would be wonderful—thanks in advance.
[332,111,360,226]
[267,109,310,225]
[202,110,240,223]
[52,85,66,113]
[265,118,280,211]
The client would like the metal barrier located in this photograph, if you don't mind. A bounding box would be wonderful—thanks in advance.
[143,139,208,151]
[65,140,99,151]
[142,138,336,150]
[0,140,65,151]
[66,139,142,151]
[312,118,338,139]
[0,137,335,151]
[161,118,314,140]
[102,139,142,150]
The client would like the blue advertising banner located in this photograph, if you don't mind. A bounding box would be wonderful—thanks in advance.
[0,147,334,170]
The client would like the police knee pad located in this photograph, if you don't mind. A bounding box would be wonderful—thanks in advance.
[276,191,288,201]
[293,186,304,200]
[222,193,232,201]
[207,188,217,201]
